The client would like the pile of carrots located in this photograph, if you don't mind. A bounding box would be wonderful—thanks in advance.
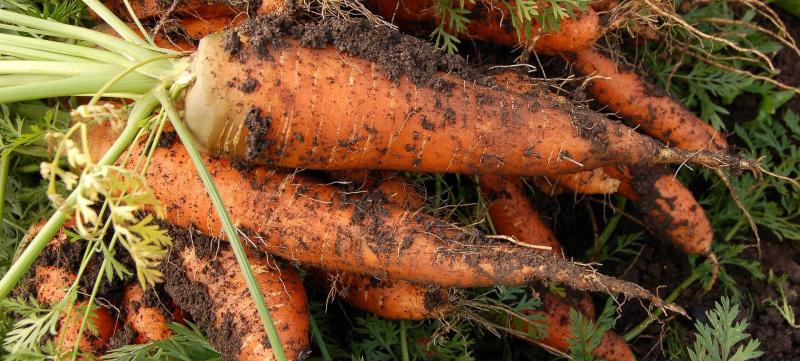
[15,0,775,359]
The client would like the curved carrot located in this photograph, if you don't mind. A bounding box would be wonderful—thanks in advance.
[569,48,729,152]
[367,0,601,54]
[604,165,713,255]
[163,237,310,360]
[85,122,664,302]
[122,283,173,343]
[182,28,748,178]
[33,265,115,356]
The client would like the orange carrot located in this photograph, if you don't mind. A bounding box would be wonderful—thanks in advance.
[162,231,310,360]
[33,265,116,356]
[568,48,729,152]
[122,283,174,343]
[514,292,635,361]
[367,0,601,54]
[479,175,562,254]
[181,21,750,178]
[311,270,451,320]
[84,121,664,302]
[534,167,620,195]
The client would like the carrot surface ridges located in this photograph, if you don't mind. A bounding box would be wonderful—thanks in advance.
[161,229,310,361]
[86,122,664,302]
[366,0,601,54]
[182,18,748,177]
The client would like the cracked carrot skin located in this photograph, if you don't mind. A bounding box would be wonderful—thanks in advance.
[367,0,601,54]
[86,123,660,302]
[569,48,729,152]
[182,24,735,179]
[165,241,310,361]
[122,283,174,343]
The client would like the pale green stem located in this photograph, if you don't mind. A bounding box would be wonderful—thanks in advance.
[623,269,700,341]
[400,320,410,361]
[309,317,333,361]
[0,153,9,234]
[0,61,122,76]
[0,43,89,62]
[0,9,157,61]
[88,53,182,106]
[154,88,289,361]
[120,0,155,46]
[0,23,63,38]
[0,93,159,300]
[0,74,64,87]
[0,71,157,103]
[0,33,132,65]
[82,0,147,46]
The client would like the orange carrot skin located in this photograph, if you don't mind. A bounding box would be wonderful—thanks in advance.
[33,265,115,355]
[184,30,685,178]
[86,123,654,299]
[312,270,451,320]
[605,165,713,255]
[534,167,620,194]
[479,175,562,255]
[165,241,310,360]
[569,48,729,152]
[517,293,635,361]
[367,0,601,54]
[122,283,174,343]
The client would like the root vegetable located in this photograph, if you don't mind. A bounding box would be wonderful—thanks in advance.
[33,265,115,355]
[367,0,601,54]
[162,231,310,361]
[86,121,666,303]
[568,48,729,152]
[122,283,174,343]
[534,167,620,195]
[182,19,751,177]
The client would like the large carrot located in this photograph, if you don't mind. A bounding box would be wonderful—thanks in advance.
[122,283,174,343]
[32,265,116,356]
[161,229,310,360]
[85,122,666,304]
[181,19,752,177]
[366,0,601,54]
[478,175,635,361]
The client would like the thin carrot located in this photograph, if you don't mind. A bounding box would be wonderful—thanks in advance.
[162,231,310,360]
[85,121,666,303]
[534,167,620,195]
[122,283,174,343]
[181,20,752,178]
[367,0,601,54]
[568,47,729,152]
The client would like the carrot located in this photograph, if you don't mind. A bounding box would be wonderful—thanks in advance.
[122,283,174,343]
[367,0,601,54]
[181,20,751,178]
[478,175,635,361]
[514,292,635,361]
[33,265,116,356]
[103,0,244,21]
[604,165,713,255]
[568,47,729,152]
[479,175,562,254]
[162,231,310,360]
[84,121,666,303]
[310,270,452,320]
[534,167,620,195]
